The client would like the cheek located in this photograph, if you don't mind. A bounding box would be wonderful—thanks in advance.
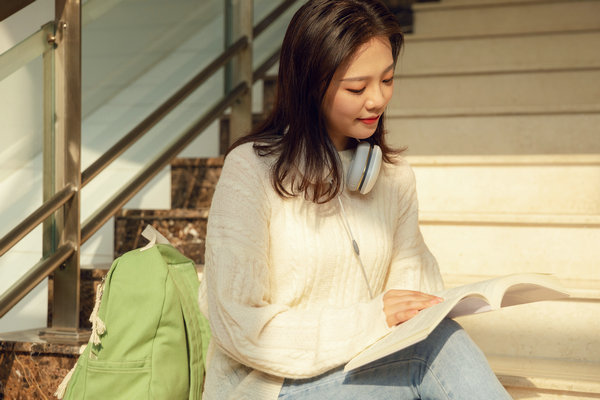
[383,84,394,104]
[331,94,363,119]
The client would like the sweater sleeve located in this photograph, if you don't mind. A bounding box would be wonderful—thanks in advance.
[204,145,391,379]
[384,162,445,294]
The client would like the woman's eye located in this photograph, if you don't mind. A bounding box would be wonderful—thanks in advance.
[347,88,365,94]
[383,77,394,85]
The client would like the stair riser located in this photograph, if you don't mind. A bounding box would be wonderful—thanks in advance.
[389,70,600,111]
[412,165,600,214]
[401,32,600,74]
[171,158,223,209]
[457,299,600,363]
[386,114,600,155]
[421,224,600,284]
[414,1,600,37]
[114,210,207,266]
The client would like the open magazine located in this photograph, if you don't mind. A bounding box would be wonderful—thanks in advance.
[345,273,569,372]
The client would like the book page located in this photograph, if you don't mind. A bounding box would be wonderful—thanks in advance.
[346,273,569,372]
[501,283,568,307]
[435,277,500,306]
[446,296,492,318]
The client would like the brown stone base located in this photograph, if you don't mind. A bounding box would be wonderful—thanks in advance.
[0,330,81,399]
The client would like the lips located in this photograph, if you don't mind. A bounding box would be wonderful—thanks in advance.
[358,115,380,125]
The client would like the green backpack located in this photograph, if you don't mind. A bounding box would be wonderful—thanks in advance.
[56,227,211,399]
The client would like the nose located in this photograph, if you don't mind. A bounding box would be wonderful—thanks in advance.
[365,85,386,111]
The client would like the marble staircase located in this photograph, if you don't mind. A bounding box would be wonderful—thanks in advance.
[389,0,600,398]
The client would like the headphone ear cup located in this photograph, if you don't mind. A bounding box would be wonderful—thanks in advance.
[359,144,382,194]
[347,142,382,194]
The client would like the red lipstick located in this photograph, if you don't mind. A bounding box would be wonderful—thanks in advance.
[358,115,380,125]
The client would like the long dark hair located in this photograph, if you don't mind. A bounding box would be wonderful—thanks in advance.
[230,0,404,203]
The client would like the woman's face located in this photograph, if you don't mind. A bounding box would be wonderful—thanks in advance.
[322,36,395,150]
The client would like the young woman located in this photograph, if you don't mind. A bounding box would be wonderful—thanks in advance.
[199,0,512,399]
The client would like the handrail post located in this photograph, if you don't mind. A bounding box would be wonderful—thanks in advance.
[43,19,57,327]
[225,0,253,148]
[41,0,85,342]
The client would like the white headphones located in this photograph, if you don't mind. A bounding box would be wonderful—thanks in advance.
[346,141,382,194]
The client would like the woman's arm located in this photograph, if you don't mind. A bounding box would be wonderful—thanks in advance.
[381,163,445,325]
[204,145,391,379]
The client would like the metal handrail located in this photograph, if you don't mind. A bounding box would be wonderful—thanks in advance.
[253,0,298,38]
[81,36,249,187]
[0,184,76,258]
[0,0,299,324]
[254,48,281,83]
[0,241,76,318]
[0,0,124,83]
[0,21,54,82]
[81,82,248,244]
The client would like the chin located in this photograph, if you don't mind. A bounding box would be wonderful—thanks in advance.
[353,128,377,141]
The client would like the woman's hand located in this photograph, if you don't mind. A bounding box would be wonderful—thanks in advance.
[383,290,443,327]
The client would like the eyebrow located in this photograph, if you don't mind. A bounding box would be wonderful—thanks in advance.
[339,63,395,82]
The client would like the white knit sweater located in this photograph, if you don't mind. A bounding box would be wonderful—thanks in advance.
[198,142,444,400]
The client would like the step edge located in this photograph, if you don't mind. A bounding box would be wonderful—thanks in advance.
[489,355,600,393]
[413,0,600,13]
[397,64,600,79]
[406,153,600,166]
[405,27,600,42]
[419,211,600,227]
[387,104,600,118]
[395,64,600,78]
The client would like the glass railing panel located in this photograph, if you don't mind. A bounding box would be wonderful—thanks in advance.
[0,53,47,332]
[80,0,225,268]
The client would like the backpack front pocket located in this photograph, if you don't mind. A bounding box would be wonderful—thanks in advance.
[84,358,152,400]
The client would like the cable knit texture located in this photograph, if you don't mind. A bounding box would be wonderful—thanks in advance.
[198,142,444,400]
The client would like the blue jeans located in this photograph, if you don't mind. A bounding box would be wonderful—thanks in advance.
[278,319,512,399]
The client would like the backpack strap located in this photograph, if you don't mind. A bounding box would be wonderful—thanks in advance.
[160,244,211,400]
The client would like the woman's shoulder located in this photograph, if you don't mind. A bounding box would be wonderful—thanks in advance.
[226,142,260,164]
[225,142,273,170]
[221,142,273,187]
[381,153,416,187]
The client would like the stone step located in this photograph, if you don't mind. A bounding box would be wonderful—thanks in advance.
[168,155,600,215]
[493,356,600,399]
[412,0,600,38]
[386,112,600,155]
[455,297,600,362]
[421,221,600,297]
[400,30,600,75]
[444,272,600,397]
[458,300,600,396]
[407,155,600,214]
[389,69,600,112]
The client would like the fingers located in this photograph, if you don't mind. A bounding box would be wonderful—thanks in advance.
[383,290,443,327]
